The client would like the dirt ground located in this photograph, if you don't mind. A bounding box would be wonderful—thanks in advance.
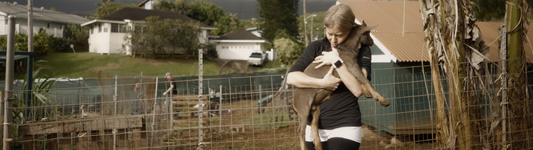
[164,99,436,150]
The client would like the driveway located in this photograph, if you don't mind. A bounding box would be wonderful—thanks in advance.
[214,59,264,75]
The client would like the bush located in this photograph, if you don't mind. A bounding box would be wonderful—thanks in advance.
[204,43,218,59]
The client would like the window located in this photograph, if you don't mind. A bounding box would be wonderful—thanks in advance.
[98,24,102,33]
[46,22,50,28]
[90,26,93,34]
[111,23,125,33]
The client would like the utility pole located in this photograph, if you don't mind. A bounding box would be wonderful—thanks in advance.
[303,0,307,46]
[4,15,15,150]
[26,0,34,120]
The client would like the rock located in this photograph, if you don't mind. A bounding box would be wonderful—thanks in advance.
[390,136,404,146]
[379,140,387,146]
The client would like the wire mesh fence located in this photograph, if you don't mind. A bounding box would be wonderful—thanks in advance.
[1,61,533,149]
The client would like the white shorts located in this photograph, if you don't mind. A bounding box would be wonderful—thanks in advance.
[304,125,362,143]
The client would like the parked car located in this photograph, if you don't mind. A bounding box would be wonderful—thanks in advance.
[247,52,263,66]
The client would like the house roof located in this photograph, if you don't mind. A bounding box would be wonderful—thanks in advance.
[86,7,213,28]
[339,0,533,63]
[0,2,89,24]
[219,28,263,40]
[476,22,533,63]
[138,0,150,7]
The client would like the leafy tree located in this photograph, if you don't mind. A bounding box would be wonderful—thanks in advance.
[240,18,262,29]
[174,0,192,16]
[188,0,225,27]
[212,13,242,36]
[93,2,138,19]
[257,0,299,42]
[151,0,242,36]
[472,0,532,21]
[95,0,115,17]
[62,24,90,52]
[125,16,201,59]
[273,29,303,65]
[153,0,177,11]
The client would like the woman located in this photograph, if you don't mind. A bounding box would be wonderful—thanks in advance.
[287,4,372,150]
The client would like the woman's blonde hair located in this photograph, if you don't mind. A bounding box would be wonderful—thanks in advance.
[323,4,356,32]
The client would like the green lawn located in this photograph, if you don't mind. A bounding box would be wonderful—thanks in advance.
[37,52,220,78]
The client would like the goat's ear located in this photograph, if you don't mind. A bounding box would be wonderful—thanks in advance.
[361,20,367,26]
[364,25,378,32]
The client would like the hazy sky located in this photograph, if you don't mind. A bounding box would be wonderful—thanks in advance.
[3,0,337,19]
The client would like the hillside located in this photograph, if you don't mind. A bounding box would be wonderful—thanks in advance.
[37,52,220,79]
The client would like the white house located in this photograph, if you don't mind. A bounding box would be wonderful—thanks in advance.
[81,7,216,55]
[137,0,157,10]
[0,2,89,38]
[246,27,263,38]
[210,28,272,61]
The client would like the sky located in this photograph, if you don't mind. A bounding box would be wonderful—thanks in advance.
[3,0,337,19]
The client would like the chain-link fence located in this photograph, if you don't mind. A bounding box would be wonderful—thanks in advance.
[2,60,533,149]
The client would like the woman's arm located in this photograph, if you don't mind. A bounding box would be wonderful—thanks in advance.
[286,41,342,91]
[312,47,363,97]
[286,66,341,91]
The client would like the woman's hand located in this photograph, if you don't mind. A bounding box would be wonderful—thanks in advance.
[321,66,341,91]
[313,47,341,69]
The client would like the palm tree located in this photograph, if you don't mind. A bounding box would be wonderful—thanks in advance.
[96,0,115,17]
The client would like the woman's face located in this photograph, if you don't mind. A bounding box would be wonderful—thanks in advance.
[325,26,350,48]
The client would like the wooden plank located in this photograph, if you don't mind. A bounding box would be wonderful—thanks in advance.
[173,95,208,100]
[19,116,144,135]
[47,134,59,150]
[23,135,36,150]
[133,128,142,149]
[173,101,201,105]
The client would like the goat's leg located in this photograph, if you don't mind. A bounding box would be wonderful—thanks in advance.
[360,68,372,98]
[293,97,310,150]
[345,62,390,107]
[362,83,390,107]
[298,110,309,150]
[311,106,323,150]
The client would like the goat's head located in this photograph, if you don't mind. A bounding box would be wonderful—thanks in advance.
[337,20,377,53]
[359,21,377,46]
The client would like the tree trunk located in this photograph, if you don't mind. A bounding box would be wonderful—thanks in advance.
[504,0,528,149]
[419,0,488,149]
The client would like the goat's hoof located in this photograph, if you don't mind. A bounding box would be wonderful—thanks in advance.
[380,100,390,107]
[376,96,390,107]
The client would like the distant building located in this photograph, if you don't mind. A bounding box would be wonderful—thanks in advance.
[137,0,157,10]
[0,2,89,38]
[210,28,272,61]
[81,7,216,55]
[246,27,262,38]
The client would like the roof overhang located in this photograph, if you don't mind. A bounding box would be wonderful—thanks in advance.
[211,39,270,44]
[201,27,217,30]
[81,19,127,27]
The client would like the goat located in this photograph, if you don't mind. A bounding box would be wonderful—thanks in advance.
[293,21,390,150]
[192,101,231,117]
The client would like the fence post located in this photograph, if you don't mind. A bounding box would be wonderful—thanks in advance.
[150,77,158,150]
[3,15,15,150]
[114,75,118,116]
[219,85,222,131]
[500,26,508,148]
[259,85,262,125]
[198,49,204,149]
[140,72,144,115]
